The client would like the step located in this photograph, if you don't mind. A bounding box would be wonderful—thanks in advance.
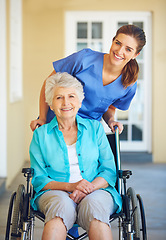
[121,152,152,163]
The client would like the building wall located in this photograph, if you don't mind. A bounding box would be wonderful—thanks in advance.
[6,0,25,186]
[152,1,166,163]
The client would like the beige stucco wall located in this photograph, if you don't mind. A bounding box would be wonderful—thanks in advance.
[152,1,166,163]
[7,0,166,186]
[6,0,25,186]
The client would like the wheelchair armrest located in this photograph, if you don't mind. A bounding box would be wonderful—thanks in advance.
[118,170,132,179]
[22,168,34,177]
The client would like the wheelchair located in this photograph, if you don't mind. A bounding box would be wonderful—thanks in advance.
[5,128,147,240]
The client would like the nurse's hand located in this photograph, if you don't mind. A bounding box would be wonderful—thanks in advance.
[103,105,123,134]
[108,120,123,134]
[30,118,46,131]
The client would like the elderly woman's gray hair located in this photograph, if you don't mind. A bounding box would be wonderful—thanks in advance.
[45,72,85,107]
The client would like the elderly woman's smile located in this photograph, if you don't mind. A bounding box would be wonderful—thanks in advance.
[51,87,81,120]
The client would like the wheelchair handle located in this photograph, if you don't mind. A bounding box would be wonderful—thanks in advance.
[114,125,118,130]
[114,125,119,133]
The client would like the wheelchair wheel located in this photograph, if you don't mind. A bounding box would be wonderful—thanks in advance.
[11,184,25,240]
[5,192,16,240]
[137,194,147,240]
[127,187,141,239]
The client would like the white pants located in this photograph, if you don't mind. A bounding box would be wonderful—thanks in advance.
[36,189,117,232]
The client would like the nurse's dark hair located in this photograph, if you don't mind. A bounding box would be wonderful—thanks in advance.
[113,24,146,88]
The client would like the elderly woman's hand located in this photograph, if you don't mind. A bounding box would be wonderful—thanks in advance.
[74,179,95,194]
[68,179,95,203]
[69,189,87,204]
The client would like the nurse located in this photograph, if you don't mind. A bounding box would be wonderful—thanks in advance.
[30,24,146,133]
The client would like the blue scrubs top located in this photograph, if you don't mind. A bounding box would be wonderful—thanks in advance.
[47,48,137,123]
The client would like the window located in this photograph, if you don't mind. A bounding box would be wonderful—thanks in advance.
[65,11,152,152]
[76,22,103,51]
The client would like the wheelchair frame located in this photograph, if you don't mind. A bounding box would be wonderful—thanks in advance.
[5,128,147,240]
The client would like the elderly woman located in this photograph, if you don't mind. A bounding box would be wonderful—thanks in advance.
[29,72,122,240]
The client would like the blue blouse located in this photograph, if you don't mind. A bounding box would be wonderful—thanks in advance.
[30,115,122,212]
[46,48,137,123]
